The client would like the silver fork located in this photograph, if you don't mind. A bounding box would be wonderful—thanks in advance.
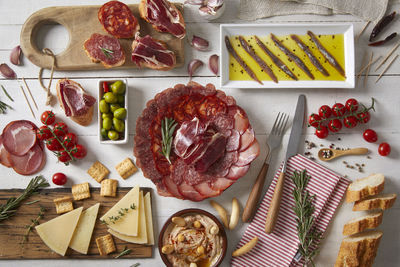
[242,112,289,222]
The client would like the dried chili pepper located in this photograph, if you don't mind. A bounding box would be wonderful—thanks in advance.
[369,11,396,41]
[369,32,397,46]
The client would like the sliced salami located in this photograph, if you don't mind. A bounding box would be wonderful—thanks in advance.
[236,139,260,167]
[83,33,125,68]
[8,143,45,176]
[0,136,11,167]
[2,120,37,156]
[210,177,235,192]
[239,127,255,152]
[194,181,221,198]
[227,164,250,180]
[177,181,205,202]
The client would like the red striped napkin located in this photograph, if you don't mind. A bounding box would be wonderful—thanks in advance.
[232,154,350,267]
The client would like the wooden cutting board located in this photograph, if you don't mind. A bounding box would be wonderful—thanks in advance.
[20,4,184,70]
[0,187,153,259]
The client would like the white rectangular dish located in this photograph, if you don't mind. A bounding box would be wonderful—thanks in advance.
[220,23,354,89]
[98,79,129,144]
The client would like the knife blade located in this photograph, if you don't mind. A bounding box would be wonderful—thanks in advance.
[265,94,306,233]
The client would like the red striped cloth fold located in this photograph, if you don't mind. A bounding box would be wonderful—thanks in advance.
[231,154,350,267]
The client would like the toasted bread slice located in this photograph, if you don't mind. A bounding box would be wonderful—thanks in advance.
[334,230,383,267]
[346,174,385,203]
[353,193,397,211]
[342,211,383,236]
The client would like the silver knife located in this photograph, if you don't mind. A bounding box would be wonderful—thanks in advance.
[265,94,306,233]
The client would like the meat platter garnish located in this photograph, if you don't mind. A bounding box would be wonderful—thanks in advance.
[134,82,260,201]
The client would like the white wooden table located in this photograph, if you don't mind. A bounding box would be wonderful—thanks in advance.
[0,0,399,266]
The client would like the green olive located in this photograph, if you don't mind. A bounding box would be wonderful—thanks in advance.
[117,94,125,104]
[102,117,112,130]
[100,128,108,139]
[114,108,127,120]
[102,113,112,119]
[111,80,126,95]
[99,99,110,113]
[113,118,125,133]
[104,92,117,104]
[108,130,119,140]
[110,104,121,113]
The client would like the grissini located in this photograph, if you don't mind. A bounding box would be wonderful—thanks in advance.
[346,173,385,203]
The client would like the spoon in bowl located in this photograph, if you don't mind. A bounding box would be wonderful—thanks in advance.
[318,147,369,161]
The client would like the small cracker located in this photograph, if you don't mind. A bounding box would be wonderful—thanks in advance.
[53,196,73,214]
[115,158,138,179]
[96,234,116,255]
[101,179,118,197]
[71,182,91,201]
[87,161,110,183]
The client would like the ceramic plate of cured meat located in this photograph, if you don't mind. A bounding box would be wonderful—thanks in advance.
[134,82,260,201]
[220,23,354,89]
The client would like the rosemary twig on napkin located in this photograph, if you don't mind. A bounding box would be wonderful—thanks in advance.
[290,170,322,267]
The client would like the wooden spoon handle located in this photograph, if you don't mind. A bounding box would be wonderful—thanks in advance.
[242,162,270,223]
[344,147,369,155]
[265,171,285,233]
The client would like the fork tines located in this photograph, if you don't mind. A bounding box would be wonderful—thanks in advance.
[271,112,289,135]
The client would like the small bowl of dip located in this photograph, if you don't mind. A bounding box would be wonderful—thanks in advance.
[159,208,227,267]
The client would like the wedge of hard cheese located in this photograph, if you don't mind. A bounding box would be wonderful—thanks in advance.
[144,192,155,245]
[69,203,100,254]
[100,185,140,236]
[346,174,384,203]
[352,193,397,211]
[334,230,383,267]
[35,207,83,256]
[342,211,383,236]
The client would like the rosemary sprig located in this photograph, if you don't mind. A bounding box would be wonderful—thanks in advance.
[0,99,12,114]
[161,117,177,164]
[100,204,136,225]
[25,200,40,205]
[130,264,140,267]
[1,85,14,102]
[21,206,46,245]
[114,246,132,258]
[290,170,323,267]
[100,47,114,59]
[0,176,49,222]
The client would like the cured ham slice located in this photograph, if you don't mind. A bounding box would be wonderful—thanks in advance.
[239,127,255,152]
[83,33,125,68]
[178,181,205,201]
[8,143,45,175]
[210,177,235,192]
[139,0,186,39]
[2,120,37,156]
[236,139,260,167]
[0,136,11,167]
[164,175,184,199]
[227,164,250,180]
[226,129,240,152]
[174,117,207,157]
[131,35,176,70]
[194,181,220,198]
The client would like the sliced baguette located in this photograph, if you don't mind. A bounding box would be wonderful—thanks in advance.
[342,211,383,236]
[346,174,384,203]
[352,193,397,211]
[334,230,383,267]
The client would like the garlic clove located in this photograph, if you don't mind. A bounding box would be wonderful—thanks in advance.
[0,63,17,79]
[188,59,204,79]
[10,45,22,66]
[209,54,219,76]
[191,35,209,51]
[198,2,226,20]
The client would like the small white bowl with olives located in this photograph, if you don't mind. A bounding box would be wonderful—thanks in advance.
[98,79,128,144]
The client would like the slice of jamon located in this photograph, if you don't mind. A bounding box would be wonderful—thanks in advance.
[226,164,250,180]
[0,136,11,167]
[131,35,176,70]
[174,117,207,157]
[177,181,206,201]
[229,106,249,134]
[83,33,125,68]
[164,175,184,199]
[236,139,260,167]
[2,120,37,156]
[210,177,235,192]
[239,127,255,152]
[8,143,45,175]
[194,181,221,198]
[139,0,186,39]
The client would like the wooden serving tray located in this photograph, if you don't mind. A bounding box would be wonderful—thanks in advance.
[20,4,184,70]
[0,187,152,259]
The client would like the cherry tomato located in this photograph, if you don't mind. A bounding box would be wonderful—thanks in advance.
[103,81,110,93]
[36,126,52,141]
[53,122,68,138]
[332,103,346,117]
[58,150,72,163]
[378,143,391,156]
[318,105,332,119]
[62,133,78,150]
[308,113,321,128]
[40,110,56,125]
[363,129,378,143]
[357,111,371,123]
[345,98,359,112]
[52,172,67,186]
[315,126,329,139]
[46,137,62,151]
[343,116,358,128]
[328,119,342,132]
[71,144,87,159]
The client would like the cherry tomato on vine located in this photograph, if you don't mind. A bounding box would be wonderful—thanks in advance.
[40,110,56,125]
[315,126,329,139]
[52,172,67,186]
[71,144,87,159]
[357,111,371,123]
[46,137,62,151]
[53,122,68,138]
[345,98,359,112]
[36,126,52,141]
[378,143,391,156]
[328,119,342,132]
[332,103,346,117]
[308,113,321,128]
[343,116,358,128]
[318,105,332,119]
[62,133,78,150]
[363,129,378,143]
[58,150,72,163]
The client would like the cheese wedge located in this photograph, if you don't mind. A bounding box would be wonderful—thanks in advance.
[100,185,140,236]
[108,190,147,244]
[144,192,155,245]
[35,207,83,256]
[69,203,100,254]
